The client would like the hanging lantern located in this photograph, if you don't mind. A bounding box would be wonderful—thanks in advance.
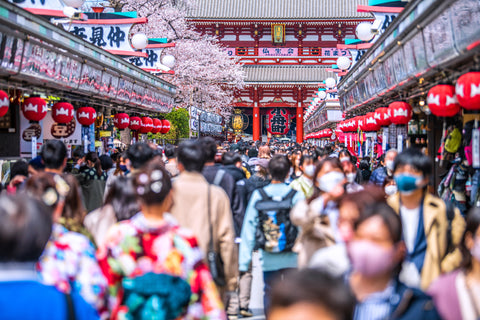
[324,128,333,139]
[22,97,47,122]
[151,119,163,134]
[62,0,86,8]
[76,107,97,126]
[356,22,374,42]
[139,117,153,134]
[318,90,327,100]
[456,72,480,110]
[160,119,171,134]
[374,107,391,127]
[336,57,352,70]
[427,84,460,117]
[325,78,337,89]
[388,102,412,125]
[0,90,9,118]
[357,116,367,131]
[129,116,142,131]
[113,113,130,130]
[52,102,74,124]
[364,112,381,132]
[267,108,290,135]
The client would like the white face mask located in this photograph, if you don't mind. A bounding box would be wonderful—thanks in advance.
[303,165,316,178]
[346,173,356,184]
[384,185,398,196]
[317,171,345,193]
[385,160,395,172]
[471,237,480,262]
[340,157,350,163]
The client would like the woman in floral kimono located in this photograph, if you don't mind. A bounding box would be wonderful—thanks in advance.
[97,160,226,320]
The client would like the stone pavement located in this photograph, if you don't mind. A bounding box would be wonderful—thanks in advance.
[244,251,265,320]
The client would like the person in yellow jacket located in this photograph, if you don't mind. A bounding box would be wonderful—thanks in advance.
[387,148,465,290]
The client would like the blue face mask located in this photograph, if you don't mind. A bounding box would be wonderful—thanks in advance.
[120,165,128,172]
[394,174,423,194]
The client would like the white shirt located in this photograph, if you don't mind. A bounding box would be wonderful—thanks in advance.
[399,205,421,288]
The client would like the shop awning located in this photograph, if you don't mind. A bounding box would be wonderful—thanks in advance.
[0,1,176,114]
[338,0,480,116]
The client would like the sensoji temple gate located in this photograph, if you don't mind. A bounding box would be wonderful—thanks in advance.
[188,0,372,143]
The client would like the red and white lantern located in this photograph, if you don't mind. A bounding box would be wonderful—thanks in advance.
[139,117,153,134]
[113,113,130,130]
[374,107,391,127]
[0,90,9,118]
[151,119,163,134]
[388,102,412,125]
[364,112,381,132]
[129,116,142,131]
[427,84,460,117]
[76,107,97,126]
[357,116,367,131]
[160,119,171,134]
[456,72,480,110]
[22,97,47,122]
[52,102,74,124]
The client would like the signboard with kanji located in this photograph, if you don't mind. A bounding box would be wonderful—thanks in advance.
[267,108,290,135]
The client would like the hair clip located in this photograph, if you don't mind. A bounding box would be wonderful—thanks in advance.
[42,188,59,206]
[54,175,70,198]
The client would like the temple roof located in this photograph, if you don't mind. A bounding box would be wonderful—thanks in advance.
[244,65,334,84]
[188,0,371,20]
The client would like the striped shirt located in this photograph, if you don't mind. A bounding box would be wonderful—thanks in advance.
[354,283,400,320]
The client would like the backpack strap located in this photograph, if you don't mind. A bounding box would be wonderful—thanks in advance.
[283,189,297,202]
[65,293,75,320]
[213,169,225,186]
[258,188,270,200]
[445,201,455,255]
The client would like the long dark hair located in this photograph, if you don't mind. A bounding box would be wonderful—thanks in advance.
[460,207,480,270]
[307,157,343,204]
[103,176,139,221]
[86,152,103,178]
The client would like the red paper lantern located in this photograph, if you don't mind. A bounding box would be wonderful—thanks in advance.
[22,97,47,122]
[160,119,171,134]
[139,117,153,134]
[456,72,480,110]
[427,85,461,117]
[357,116,367,131]
[345,118,357,132]
[151,119,163,134]
[113,113,130,130]
[364,112,381,132]
[267,108,290,135]
[76,107,97,126]
[374,107,391,127]
[324,128,333,139]
[388,102,412,125]
[52,102,74,124]
[0,90,9,118]
[129,117,141,131]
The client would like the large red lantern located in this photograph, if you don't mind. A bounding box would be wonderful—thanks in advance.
[113,113,130,130]
[427,85,460,117]
[76,107,97,126]
[52,102,74,124]
[0,90,9,118]
[324,128,333,139]
[139,117,153,134]
[388,102,412,125]
[22,97,47,122]
[357,116,367,131]
[160,119,171,134]
[267,108,290,135]
[151,119,163,134]
[374,107,391,127]
[129,116,141,131]
[346,118,357,132]
[456,72,480,110]
[364,112,381,132]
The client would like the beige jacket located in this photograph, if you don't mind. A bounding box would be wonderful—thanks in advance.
[388,193,466,290]
[171,171,238,291]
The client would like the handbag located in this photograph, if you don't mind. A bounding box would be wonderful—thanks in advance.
[207,185,226,287]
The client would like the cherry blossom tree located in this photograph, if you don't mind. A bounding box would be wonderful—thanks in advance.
[101,0,245,117]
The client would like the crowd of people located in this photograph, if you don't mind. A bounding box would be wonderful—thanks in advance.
[0,137,479,320]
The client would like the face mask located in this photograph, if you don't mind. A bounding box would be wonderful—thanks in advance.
[385,185,398,196]
[348,240,396,277]
[120,165,128,172]
[394,174,424,194]
[346,173,356,184]
[471,237,480,261]
[317,171,345,193]
[338,223,354,242]
[304,165,316,178]
[385,160,394,172]
[340,157,350,163]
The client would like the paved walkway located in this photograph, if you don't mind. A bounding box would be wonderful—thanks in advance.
[245,252,265,320]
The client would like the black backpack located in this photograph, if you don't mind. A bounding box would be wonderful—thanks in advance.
[254,188,298,253]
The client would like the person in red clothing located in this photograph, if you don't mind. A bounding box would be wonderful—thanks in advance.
[97,160,226,320]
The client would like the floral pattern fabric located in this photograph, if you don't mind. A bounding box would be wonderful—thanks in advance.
[37,223,107,312]
[97,212,226,320]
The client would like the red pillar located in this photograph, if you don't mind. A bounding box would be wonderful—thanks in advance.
[253,104,260,141]
[296,104,303,143]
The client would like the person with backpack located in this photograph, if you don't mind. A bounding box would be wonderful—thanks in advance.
[387,148,466,290]
[239,155,303,315]
[98,160,226,320]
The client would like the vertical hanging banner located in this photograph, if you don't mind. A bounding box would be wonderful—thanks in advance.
[473,128,480,169]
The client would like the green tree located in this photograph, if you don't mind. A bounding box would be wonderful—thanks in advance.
[149,108,189,143]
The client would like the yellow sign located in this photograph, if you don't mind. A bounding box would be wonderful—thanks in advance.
[99,131,111,138]
[272,24,285,45]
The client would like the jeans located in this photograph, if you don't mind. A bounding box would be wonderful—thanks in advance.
[263,268,295,316]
